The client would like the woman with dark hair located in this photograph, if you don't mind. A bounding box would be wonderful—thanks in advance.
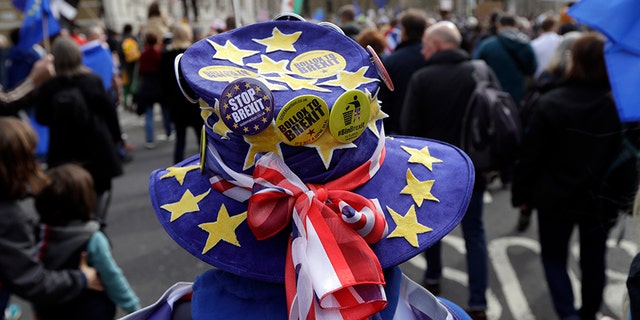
[511,32,622,320]
[35,36,124,227]
[0,117,102,319]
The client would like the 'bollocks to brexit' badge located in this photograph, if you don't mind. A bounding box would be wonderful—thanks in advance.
[275,95,329,146]
[219,78,274,135]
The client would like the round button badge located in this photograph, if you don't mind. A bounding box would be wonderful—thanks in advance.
[329,90,370,143]
[275,95,329,146]
[219,78,274,135]
[367,45,394,92]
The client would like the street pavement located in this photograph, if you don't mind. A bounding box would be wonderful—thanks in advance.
[11,107,638,319]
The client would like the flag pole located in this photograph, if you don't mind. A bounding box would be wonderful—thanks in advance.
[232,0,242,27]
[42,10,51,52]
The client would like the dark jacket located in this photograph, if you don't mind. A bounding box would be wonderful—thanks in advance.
[511,82,622,220]
[0,201,85,305]
[35,73,123,194]
[378,40,427,134]
[160,48,201,128]
[473,28,537,104]
[35,221,116,320]
[401,49,496,189]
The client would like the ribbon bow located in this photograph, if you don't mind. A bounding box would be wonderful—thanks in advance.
[248,152,388,320]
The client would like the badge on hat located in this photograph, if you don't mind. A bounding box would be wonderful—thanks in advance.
[275,95,329,146]
[219,78,274,135]
[329,90,370,143]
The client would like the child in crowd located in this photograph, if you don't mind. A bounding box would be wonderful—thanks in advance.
[0,117,102,319]
[34,163,140,319]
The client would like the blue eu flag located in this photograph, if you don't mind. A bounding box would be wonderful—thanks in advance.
[569,0,640,122]
[14,0,61,50]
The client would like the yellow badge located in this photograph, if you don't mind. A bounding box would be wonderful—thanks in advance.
[200,125,207,172]
[290,50,347,78]
[199,66,259,82]
[329,91,370,143]
[275,95,329,146]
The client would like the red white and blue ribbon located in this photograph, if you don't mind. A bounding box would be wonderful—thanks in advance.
[207,128,389,319]
[250,152,388,319]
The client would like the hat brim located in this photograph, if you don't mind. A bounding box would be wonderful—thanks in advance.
[150,135,474,283]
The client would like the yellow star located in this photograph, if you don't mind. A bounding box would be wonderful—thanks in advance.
[401,146,443,171]
[200,100,217,130]
[213,118,232,139]
[161,189,211,222]
[246,55,292,75]
[253,27,302,53]
[321,67,378,91]
[198,204,247,254]
[368,93,388,136]
[386,205,432,247]
[260,75,295,91]
[400,169,439,207]
[160,165,200,185]
[306,131,356,169]
[243,124,283,170]
[207,39,259,66]
[271,74,331,92]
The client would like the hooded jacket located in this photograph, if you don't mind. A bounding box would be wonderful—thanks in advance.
[473,28,537,104]
[36,221,140,318]
[0,201,85,305]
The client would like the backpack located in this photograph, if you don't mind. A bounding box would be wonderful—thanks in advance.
[460,60,523,172]
[120,36,141,64]
[51,87,90,129]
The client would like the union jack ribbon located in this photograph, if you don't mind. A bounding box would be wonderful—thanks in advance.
[207,128,389,319]
[251,152,388,319]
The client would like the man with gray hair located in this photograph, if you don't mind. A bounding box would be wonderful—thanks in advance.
[401,21,501,320]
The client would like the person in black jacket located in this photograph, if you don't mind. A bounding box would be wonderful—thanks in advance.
[160,23,202,164]
[36,36,124,227]
[377,8,429,135]
[511,32,622,320]
[401,21,501,320]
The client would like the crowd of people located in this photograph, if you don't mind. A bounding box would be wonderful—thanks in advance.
[335,4,639,320]
[0,1,638,319]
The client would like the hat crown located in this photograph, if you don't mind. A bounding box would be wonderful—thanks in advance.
[180,20,384,180]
